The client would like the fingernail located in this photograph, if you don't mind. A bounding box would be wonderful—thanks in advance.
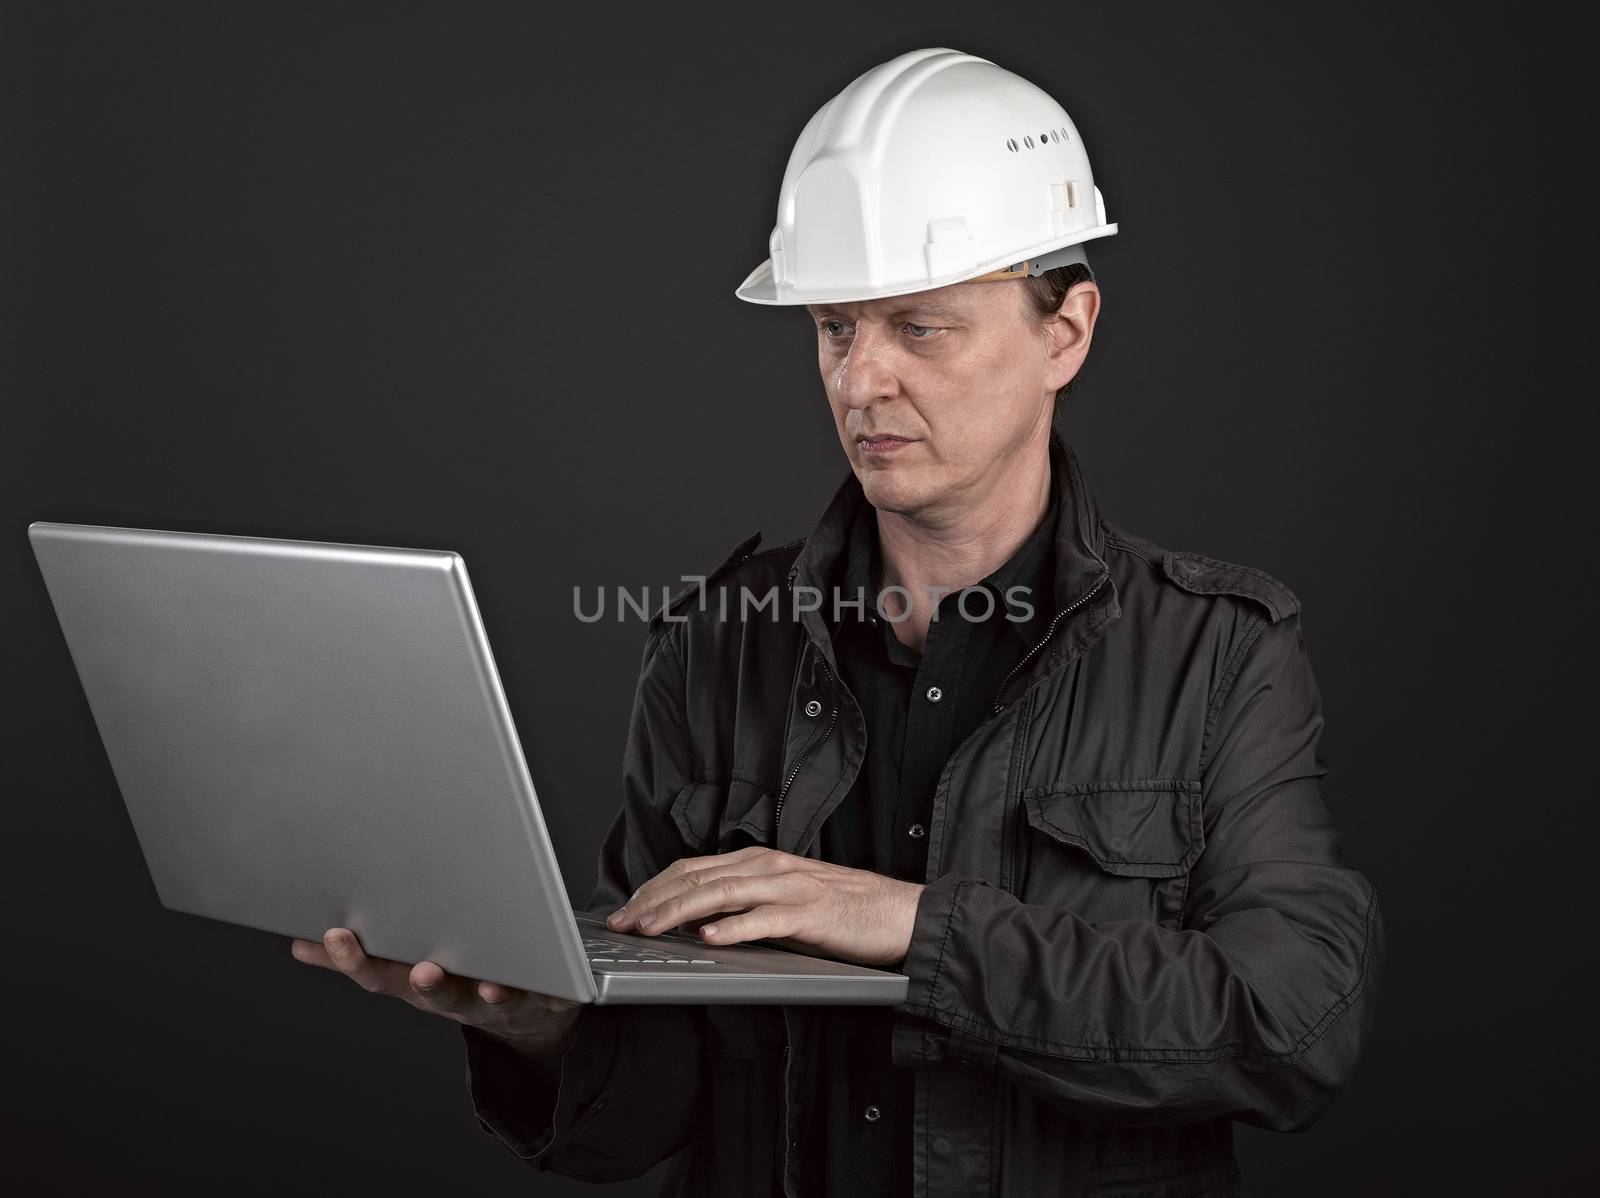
[607,909,625,926]
[638,912,656,929]
[702,924,719,938]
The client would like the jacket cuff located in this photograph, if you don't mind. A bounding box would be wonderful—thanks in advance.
[890,874,999,1070]
[897,872,968,1016]
[460,1014,614,1165]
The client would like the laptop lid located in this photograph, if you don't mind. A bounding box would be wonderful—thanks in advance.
[29,521,599,1003]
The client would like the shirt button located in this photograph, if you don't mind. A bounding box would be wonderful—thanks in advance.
[926,686,943,702]
[907,824,926,839]
[933,1135,951,1153]
[863,1105,882,1123]
[804,699,822,717]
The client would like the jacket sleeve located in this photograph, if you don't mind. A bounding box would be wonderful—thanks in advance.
[461,618,709,1180]
[890,610,1385,1132]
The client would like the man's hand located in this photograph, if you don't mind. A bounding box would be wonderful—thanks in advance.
[290,929,582,1061]
[605,847,924,968]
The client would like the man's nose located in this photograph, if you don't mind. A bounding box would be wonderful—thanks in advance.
[832,326,898,410]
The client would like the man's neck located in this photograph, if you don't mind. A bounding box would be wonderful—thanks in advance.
[874,441,1053,653]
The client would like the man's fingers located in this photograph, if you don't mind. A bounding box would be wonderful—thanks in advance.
[406,960,479,1015]
[474,979,537,1016]
[610,849,796,932]
[697,903,793,947]
[631,867,766,932]
[320,928,412,997]
[293,931,578,1028]
[290,938,335,969]
[637,874,791,936]
[616,846,776,916]
[471,979,581,1037]
[477,979,515,1006]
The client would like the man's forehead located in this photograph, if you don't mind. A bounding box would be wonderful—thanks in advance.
[805,289,979,320]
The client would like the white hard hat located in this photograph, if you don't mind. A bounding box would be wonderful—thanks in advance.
[735,48,1118,307]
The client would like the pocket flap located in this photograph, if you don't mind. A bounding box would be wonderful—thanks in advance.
[1021,779,1202,877]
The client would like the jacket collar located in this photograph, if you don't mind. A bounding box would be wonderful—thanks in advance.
[787,429,1114,673]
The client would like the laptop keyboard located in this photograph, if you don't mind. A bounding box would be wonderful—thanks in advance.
[582,936,716,967]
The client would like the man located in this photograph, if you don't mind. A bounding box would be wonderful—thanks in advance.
[292,48,1383,1196]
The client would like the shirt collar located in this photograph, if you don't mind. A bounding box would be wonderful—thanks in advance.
[839,467,1059,629]
[789,430,1112,672]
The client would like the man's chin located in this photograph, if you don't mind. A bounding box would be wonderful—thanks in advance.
[856,469,928,516]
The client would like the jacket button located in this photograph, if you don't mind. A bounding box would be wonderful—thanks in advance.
[863,1105,882,1122]
[933,1135,951,1153]
[804,699,822,717]
[907,823,926,839]
[926,686,943,702]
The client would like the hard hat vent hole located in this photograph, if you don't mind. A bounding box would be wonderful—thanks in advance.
[1024,135,1034,149]
[1006,138,1018,152]
[1059,127,1069,141]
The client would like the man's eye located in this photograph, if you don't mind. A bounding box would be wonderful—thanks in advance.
[817,320,938,339]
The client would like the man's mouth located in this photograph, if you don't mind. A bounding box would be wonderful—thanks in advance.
[857,435,914,456]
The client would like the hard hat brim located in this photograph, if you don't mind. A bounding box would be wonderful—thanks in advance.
[733,225,1118,307]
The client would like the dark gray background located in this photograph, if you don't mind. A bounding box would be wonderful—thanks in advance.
[4,2,1590,1194]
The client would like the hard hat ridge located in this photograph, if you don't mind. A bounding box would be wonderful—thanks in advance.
[735,48,1116,306]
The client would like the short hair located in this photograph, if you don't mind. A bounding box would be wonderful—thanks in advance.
[1018,262,1096,420]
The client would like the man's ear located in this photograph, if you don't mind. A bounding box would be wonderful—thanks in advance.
[1043,281,1101,394]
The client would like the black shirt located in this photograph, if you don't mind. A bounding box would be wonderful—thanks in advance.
[812,470,1060,1198]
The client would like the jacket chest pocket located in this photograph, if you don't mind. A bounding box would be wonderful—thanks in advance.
[1011,780,1202,929]
[670,777,778,855]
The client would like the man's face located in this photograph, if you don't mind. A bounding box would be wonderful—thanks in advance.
[805,279,1095,518]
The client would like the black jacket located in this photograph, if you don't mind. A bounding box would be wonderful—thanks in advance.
[460,433,1385,1197]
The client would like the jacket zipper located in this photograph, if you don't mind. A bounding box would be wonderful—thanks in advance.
[989,571,1109,716]
[772,657,838,838]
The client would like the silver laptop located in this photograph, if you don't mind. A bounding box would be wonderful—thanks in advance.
[29,521,909,1006]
